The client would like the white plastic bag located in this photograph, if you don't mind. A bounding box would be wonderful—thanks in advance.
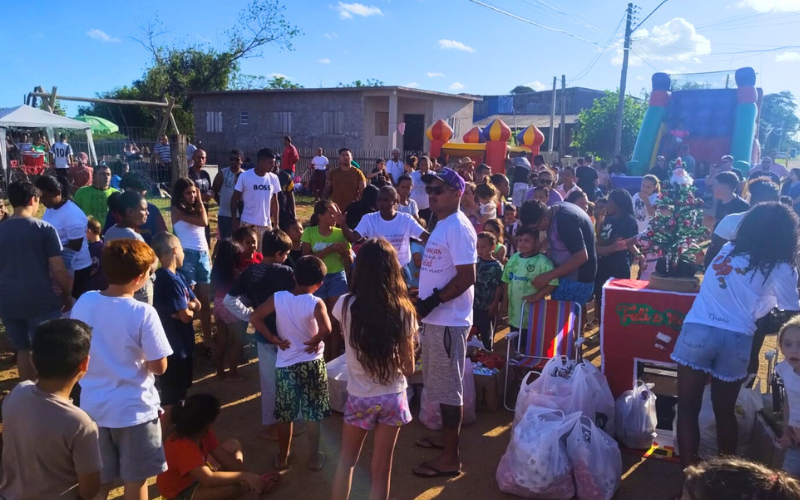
[615,380,658,449]
[529,356,577,395]
[566,415,622,500]
[573,362,616,436]
[326,354,349,413]
[497,406,579,499]
[420,359,477,430]
[675,377,763,458]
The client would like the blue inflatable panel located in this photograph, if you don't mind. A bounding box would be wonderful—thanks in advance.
[668,89,738,138]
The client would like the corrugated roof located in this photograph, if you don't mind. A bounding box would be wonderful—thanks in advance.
[474,114,580,129]
[191,86,482,101]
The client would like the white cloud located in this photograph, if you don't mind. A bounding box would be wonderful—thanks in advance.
[736,0,800,12]
[324,32,338,39]
[336,2,383,19]
[270,73,290,79]
[776,51,800,62]
[449,82,465,90]
[404,82,420,88]
[86,29,120,43]
[612,18,710,67]
[426,72,445,78]
[526,81,547,91]
[318,58,331,64]
[438,40,475,53]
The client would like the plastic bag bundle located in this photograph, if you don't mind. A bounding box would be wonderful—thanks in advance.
[615,380,658,449]
[420,358,477,430]
[572,362,616,436]
[566,415,622,500]
[497,406,579,499]
[326,355,349,413]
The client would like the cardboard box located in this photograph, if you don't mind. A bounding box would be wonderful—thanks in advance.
[748,411,785,469]
[473,365,513,413]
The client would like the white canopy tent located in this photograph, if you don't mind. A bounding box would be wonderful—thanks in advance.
[0,104,97,184]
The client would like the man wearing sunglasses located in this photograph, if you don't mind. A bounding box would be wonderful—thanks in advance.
[211,149,245,239]
[524,170,563,206]
[413,167,476,479]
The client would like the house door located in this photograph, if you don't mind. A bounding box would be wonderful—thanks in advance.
[403,114,425,154]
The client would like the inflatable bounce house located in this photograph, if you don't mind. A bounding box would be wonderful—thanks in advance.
[627,67,761,176]
[426,118,544,173]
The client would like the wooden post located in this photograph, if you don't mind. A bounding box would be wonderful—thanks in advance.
[48,86,58,113]
[157,97,176,140]
[171,134,188,188]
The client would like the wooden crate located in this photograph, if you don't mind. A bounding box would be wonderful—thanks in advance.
[747,411,785,469]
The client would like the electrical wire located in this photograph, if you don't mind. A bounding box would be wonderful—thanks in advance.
[569,14,626,83]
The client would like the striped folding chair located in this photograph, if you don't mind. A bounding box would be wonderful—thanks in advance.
[503,299,584,410]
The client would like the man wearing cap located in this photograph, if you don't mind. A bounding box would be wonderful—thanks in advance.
[413,167,476,479]
[456,157,475,182]
[386,148,404,185]
[748,157,786,184]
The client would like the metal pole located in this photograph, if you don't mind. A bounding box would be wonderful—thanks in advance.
[549,76,556,152]
[613,2,634,157]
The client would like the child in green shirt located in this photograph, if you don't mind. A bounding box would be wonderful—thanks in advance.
[502,227,559,345]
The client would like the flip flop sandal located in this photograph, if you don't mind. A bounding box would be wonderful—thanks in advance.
[415,436,444,450]
[412,463,462,479]
[274,453,291,471]
[309,452,326,471]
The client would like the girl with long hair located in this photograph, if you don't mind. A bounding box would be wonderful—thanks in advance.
[673,203,800,472]
[331,239,416,500]
[211,239,245,381]
[301,200,352,360]
[171,177,212,350]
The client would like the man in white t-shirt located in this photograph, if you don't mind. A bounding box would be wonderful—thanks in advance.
[412,167,476,479]
[410,155,432,224]
[230,148,281,252]
[386,148,404,185]
[50,134,74,179]
[337,186,429,276]
[310,147,329,201]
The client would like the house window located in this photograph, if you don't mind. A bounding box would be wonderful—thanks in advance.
[274,112,292,134]
[322,111,344,135]
[240,112,250,125]
[206,111,223,133]
[375,111,389,137]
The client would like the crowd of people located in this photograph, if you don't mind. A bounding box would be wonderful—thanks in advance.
[2,136,800,500]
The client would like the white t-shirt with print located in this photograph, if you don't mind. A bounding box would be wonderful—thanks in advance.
[42,200,91,271]
[714,212,746,241]
[50,142,73,169]
[273,291,325,368]
[418,211,477,327]
[355,212,425,265]
[776,360,800,428]
[312,155,329,171]
[71,292,173,428]
[632,192,659,234]
[410,171,429,210]
[333,294,414,398]
[685,243,800,335]
[234,168,281,226]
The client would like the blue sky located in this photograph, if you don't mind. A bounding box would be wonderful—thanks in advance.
[2,0,800,121]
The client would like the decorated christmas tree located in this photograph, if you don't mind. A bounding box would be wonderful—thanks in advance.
[639,159,708,278]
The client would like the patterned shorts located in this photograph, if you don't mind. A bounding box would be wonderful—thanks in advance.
[344,392,412,430]
[551,277,595,305]
[275,359,331,422]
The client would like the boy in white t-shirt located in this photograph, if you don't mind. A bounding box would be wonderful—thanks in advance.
[249,255,332,472]
[70,239,173,499]
[311,147,329,201]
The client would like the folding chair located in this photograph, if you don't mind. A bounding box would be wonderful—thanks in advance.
[503,299,584,411]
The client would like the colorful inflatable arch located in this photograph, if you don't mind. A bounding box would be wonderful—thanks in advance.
[627,67,761,176]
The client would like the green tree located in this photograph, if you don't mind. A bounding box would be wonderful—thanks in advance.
[573,90,647,159]
[228,74,303,90]
[759,91,799,153]
[337,79,384,88]
[79,0,300,136]
[671,81,712,91]
[510,85,535,94]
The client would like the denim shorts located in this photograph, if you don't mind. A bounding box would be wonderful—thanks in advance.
[671,322,753,382]
[177,249,211,286]
[1,309,62,351]
[313,271,348,299]
[551,277,595,305]
[784,446,800,476]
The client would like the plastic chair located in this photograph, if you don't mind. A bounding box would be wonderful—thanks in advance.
[503,299,584,411]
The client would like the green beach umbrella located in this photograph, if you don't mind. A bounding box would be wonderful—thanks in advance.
[72,115,119,134]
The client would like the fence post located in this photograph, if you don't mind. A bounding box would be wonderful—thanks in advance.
[171,135,188,187]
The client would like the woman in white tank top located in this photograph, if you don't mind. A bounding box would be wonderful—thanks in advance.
[171,177,212,348]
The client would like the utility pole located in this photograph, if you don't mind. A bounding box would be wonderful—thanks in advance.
[560,75,566,159]
[549,76,557,153]
[613,2,634,157]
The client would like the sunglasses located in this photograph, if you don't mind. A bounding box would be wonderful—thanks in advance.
[425,185,455,195]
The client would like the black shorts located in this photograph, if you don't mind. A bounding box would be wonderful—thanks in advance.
[158,354,193,406]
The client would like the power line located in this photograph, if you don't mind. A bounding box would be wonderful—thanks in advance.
[569,14,626,83]
[632,0,670,33]
[465,0,615,48]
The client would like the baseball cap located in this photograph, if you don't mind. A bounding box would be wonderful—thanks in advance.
[422,167,466,194]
